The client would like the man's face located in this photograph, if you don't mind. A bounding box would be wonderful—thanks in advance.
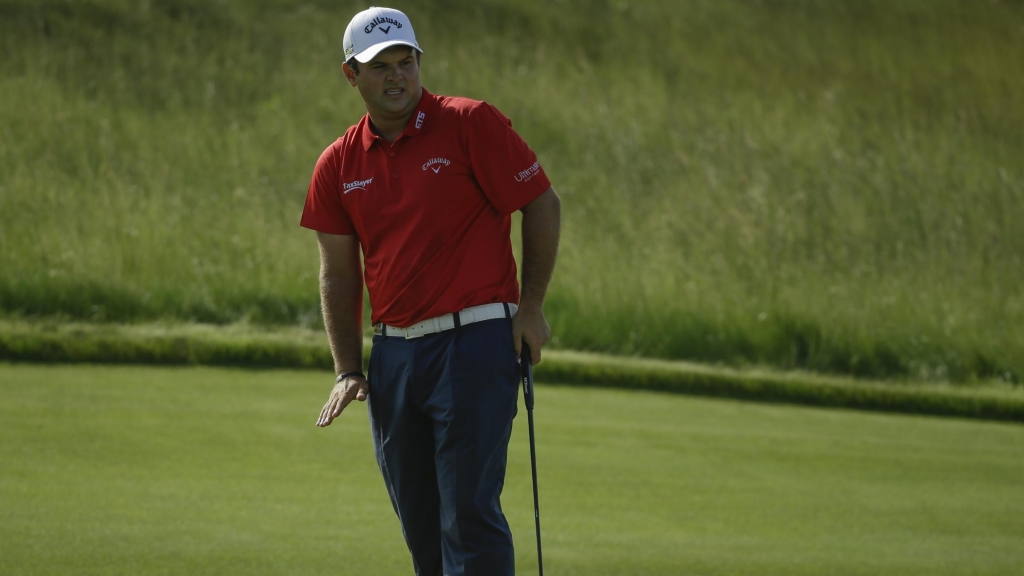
[345,46,422,122]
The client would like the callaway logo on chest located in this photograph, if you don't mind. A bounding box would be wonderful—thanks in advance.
[422,158,451,173]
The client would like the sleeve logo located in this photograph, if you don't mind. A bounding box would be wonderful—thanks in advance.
[514,161,542,183]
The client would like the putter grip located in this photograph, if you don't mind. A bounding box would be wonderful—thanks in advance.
[521,344,535,410]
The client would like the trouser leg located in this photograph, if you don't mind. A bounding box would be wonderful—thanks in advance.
[427,319,520,576]
[368,337,443,576]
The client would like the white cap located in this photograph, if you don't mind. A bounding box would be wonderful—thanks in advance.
[343,7,422,64]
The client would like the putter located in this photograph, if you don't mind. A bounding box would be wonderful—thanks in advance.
[521,344,544,576]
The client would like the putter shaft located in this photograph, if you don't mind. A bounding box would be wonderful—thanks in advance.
[522,345,544,576]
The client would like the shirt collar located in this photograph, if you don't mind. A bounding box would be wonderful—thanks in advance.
[360,87,439,151]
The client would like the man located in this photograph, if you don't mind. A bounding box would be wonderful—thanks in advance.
[299,7,560,576]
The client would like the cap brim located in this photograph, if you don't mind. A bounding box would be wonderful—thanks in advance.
[354,40,423,63]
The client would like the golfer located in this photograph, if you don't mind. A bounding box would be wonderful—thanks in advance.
[300,7,561,576]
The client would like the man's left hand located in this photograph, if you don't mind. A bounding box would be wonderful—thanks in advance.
[512,303,550,365]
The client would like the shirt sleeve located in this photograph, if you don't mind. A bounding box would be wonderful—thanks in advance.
[299,141,356,235]
[463,102,552,215]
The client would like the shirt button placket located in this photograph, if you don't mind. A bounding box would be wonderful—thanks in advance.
[386,145,399,196]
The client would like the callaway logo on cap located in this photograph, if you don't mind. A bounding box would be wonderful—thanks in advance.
[343,7,423,63]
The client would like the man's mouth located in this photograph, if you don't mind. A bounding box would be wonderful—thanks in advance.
[385,88,404,96]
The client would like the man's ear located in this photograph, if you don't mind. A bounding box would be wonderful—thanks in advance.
[342,62,358,86]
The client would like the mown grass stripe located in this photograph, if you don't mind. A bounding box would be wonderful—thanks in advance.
[534,354,1024,422]
[2,323,1021,423]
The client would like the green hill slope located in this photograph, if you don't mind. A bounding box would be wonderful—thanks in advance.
[1,0,1022,382]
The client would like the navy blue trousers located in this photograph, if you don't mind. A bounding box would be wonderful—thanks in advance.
[367,318,520,576]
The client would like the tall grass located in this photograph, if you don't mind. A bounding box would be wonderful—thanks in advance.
[1,0,1022,381]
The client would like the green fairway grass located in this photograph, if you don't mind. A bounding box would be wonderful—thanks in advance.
[1,364,1023,575]
[1,0,1023,382]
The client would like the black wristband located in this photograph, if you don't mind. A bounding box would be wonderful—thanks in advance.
[336,371,365,383]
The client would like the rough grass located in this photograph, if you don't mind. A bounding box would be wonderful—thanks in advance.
[1,0,1023,381]
[2,364,1024,575]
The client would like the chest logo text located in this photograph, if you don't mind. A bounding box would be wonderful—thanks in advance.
[343,177,374,194]
[422,158,451,174]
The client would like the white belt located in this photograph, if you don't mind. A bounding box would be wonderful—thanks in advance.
[373,303,518,339]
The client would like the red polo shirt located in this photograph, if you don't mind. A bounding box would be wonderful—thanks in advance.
[300,88,551,327]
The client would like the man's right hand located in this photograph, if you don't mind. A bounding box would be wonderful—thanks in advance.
[316,375,369,427]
